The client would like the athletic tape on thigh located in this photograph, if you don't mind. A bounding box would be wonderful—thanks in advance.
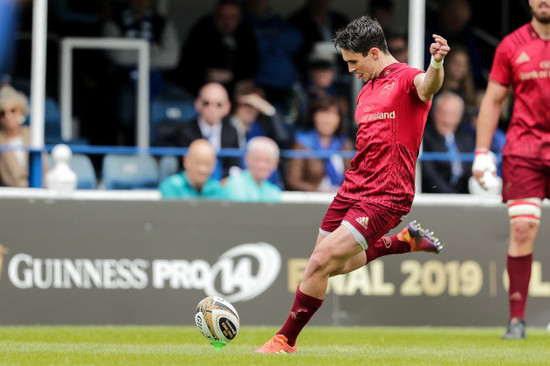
[319,228,331,237]
[341,220,369,250]
[507,198,542,223]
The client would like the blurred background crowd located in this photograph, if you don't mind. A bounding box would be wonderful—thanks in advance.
[0,0,531,197]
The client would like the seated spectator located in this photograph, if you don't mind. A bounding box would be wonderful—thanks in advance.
[230,81,290,150]
[366,0,397,37]
[295,47,353,137]
[242,0,303,118]
[172,0,258,96]
[0,85,48,187]
[285,96,354,192]
[287,0,349,80]
[49,0,109,36]
[221,136,282,202]
[421,91,475,194]
[387,32,408,64]
[439,44,476,109]
[466,90,506,157]
[159,139,224,199]
[167,82,240,180]
[102,0,180,145]
[424,0,484,87]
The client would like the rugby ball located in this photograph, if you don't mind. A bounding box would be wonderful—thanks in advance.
[195,296,240,342]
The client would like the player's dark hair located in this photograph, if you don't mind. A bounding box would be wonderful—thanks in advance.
[333,15,388,56]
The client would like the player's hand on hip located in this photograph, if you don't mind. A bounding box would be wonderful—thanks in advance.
[430,34,450,63]
[472,149,497,190]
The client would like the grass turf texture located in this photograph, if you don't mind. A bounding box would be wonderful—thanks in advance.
[0,326,548,365]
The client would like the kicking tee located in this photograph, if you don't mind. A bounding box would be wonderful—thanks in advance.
[490,23,550,159]
[338,63,431,212]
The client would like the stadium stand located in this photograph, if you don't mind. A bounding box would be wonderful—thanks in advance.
[150,99,197,145]
[158,155,179,181]
[69,154,97,190]
[25,97,62,144]
[101,154,159,190]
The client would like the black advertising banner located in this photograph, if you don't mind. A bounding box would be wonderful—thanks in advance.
[0,198,549,327]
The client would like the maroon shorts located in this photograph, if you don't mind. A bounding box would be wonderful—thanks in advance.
[319,194,407,249]
[502,155,550,202]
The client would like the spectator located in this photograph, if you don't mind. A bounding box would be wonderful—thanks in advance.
[159,139,224,199]
[102,0,180,145]
[287,0,349,79]
[48,1,116,147]
[387,32,408,64]
[222,136,282,202]
[421,91,475,194]
[285,96,354,192]
[242,0,303,117]
[439,44,476,109]
[169,82,240,180]
[366,0,397,36]
[50,0,110,36]
[173,0,258,96]
[466,90,506,158]
[0,85,48,187]
[295,47,353,136]
[229,82,289,188]
[230,81,290,150]
[425,0,484,87]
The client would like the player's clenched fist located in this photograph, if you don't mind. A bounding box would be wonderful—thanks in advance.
[429,34,450,63]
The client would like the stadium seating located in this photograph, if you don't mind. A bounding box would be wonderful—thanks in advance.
[101,154,159,190]
[70,154,97,190]
[158,155,180,181]
[150,99,197,145]
[26,97,62,143]
[47,152,97,190]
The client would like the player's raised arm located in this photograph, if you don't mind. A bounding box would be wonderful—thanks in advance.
[414,34,450,102]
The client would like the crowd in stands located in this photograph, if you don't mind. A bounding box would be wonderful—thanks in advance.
[0,0,516,198]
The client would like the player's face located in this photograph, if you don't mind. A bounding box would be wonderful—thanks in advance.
[340,49,376,82]
[530,0,550,24]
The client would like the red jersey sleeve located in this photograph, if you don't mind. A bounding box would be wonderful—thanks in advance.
[489,41,513,86]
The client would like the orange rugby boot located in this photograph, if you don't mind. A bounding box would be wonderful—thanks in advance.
[254,334,297,354]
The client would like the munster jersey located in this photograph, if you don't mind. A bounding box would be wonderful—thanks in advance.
[490,23,550,159]
[338,63,430,212]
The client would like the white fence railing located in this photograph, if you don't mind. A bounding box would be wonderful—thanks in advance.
[59,37,150,148]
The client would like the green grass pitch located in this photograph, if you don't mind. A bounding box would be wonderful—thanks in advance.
[0,326,548,365]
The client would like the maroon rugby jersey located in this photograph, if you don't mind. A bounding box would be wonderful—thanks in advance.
[490,23,550,159]
[338,63,431,212]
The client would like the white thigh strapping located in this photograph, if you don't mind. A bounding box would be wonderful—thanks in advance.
[507,198,542,224]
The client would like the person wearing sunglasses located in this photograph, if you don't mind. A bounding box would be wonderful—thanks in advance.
[175,82,240,180]
[0,85,48,187]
